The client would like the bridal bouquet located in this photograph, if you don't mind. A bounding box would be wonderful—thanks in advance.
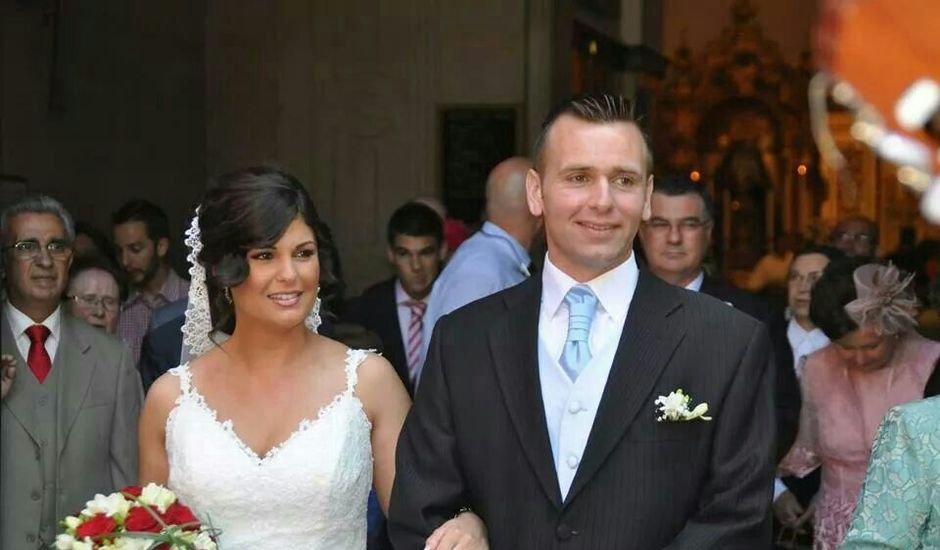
[55,483,219,550]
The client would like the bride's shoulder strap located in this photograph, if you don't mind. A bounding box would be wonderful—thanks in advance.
[167,363,193,399]
[343,348,373,395]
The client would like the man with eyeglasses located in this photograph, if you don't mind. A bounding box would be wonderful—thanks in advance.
[830,215,879,258]
[638,175,801,464]
[64,256,123,334]
[1,195,141,550]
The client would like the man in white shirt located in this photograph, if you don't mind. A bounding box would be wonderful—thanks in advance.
[391,94,776,550]
[345,201,446,396]
[1,196,141,549]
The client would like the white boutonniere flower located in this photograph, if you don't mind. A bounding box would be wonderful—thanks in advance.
[655,389,712,422]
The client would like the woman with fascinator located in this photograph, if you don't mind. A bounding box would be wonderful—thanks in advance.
[779,258,940,550]
[136,168,487,549]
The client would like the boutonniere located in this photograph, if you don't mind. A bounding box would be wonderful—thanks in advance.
[655,389,712,422]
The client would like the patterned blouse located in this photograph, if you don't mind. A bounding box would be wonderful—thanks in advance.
[840,396,940,549]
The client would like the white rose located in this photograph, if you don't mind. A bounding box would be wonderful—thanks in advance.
[83,492,131,518]
[139,483,177,513]
[64,515,83,530]
[54,534,76,550]
[72,538,95,550]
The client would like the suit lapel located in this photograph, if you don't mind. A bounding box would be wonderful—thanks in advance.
[56,314,97,457]
[489,277,564,509]
[1,309,43,445]
[564,271,686,505]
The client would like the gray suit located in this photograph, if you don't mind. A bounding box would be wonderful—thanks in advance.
[1,307,142,549]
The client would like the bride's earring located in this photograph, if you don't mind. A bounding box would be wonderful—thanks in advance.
[224,287,233,304]
[305,287,322,334]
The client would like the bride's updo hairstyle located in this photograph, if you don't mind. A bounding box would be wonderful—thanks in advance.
[197,166,328,333]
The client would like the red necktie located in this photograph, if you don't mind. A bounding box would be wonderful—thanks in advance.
[25,325,52,383]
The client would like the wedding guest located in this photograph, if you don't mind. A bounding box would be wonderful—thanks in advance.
[1,195,141,549]
[64,256,124,334]
[830,216,878,258]
[419,157,542,381]
[773,245,844,544]
[840,396,940,549]
[780,259,939,550]
[112,199,189,363]
[345,201,445,396]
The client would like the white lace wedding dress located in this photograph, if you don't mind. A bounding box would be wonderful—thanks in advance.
[165,349,374,549]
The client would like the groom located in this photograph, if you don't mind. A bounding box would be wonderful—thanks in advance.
[389,95,775,549]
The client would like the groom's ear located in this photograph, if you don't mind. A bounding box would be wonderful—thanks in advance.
[642,174,654,221]
[526,168,544,217]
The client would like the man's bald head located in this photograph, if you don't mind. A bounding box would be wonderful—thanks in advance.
[485,156,541,249]
[486,157,532,217]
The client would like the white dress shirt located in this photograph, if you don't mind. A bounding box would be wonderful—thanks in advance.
[394,279,428,354]
[786,319,830,379]
[5,302,62,363]
[538,252,638,499]
[683,271,705,292]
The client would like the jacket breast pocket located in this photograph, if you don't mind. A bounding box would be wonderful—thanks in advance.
[629,419,709,442]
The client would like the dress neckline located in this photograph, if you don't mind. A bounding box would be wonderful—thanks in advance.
[171,348,368,465]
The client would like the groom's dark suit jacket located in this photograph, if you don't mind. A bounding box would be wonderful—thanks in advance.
[699,277,801,462]
[389,270,775,550]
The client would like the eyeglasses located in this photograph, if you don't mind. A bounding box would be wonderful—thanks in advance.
[67,294,120,311]
[644,218,711,233]
[833,231,873,245]
[2,239,73,261]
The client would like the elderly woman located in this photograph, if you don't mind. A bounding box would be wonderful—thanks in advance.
[779,258,940,550]
[65,256,124,334]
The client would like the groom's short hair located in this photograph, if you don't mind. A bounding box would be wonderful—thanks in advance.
[532,94,653,174]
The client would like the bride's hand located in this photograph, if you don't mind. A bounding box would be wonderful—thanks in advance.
[424,510,488,550]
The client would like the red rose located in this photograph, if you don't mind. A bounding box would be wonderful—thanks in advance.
[120,486,143,497]
[153,544,170,550]
[162,503,199,528]
[124,506,161,533]
[75,513,117,538]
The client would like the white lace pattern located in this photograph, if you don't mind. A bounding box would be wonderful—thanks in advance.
[166,349,374,549]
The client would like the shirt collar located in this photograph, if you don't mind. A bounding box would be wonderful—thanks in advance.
[787,318,829,345]
[541,252,639,324]
[395,279,429,306]
[5,301,62,339]
[479,221,531,268]
[684,271,705,292]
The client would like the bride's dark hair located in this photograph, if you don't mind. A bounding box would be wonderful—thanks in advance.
[197,166,330,333]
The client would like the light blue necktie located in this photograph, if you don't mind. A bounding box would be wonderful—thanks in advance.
[560,285,598,382]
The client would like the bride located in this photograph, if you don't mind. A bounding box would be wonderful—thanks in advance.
[138,168,484,549]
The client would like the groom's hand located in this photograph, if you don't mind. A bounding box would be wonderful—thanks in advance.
[425,511,489,550]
